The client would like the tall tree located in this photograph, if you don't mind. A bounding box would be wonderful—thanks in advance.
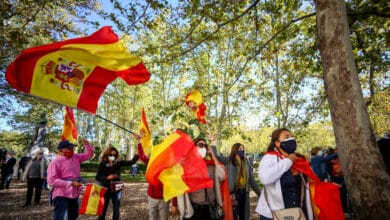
[315,0,390,218]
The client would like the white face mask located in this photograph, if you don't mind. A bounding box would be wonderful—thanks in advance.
[197,147,207,158]
[108,156,115,161]
[317,151,324,156]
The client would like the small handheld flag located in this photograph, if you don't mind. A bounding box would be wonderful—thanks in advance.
[61,107,78,143]
[139,108,152,155]
[185,89,207,124]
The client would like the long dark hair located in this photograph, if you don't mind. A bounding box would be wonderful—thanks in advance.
[101,146,119,163]
[193,137,208,149]
[266,128,290,152]
[230,143,242,165]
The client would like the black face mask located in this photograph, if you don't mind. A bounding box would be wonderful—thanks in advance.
[280,137,297,154]
[237,150,245,158]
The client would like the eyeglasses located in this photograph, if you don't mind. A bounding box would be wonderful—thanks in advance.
[109,154,117,156]
[196,143,207,148]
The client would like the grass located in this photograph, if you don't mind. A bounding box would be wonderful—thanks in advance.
[81,172,147,182]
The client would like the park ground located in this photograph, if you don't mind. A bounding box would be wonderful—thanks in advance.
[0,178,260,220]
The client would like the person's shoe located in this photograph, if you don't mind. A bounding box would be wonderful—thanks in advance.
[21,204,30,207]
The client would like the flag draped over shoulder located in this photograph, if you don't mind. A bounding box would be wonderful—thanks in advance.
[266,152,344,220]
[146,130,213,201]
[139,108,152,155]
[292,158,345,220]
[185,89,206,124]
[219,163,234,220]
[61,106,78,143]
[79,184,107,216]
[6,26,151,114]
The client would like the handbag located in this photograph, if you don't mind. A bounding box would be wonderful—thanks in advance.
[264,174,307,220]
[110,181,125,192]
[209,202,224,220]
[206,188,224,220]
[272,207,306,220]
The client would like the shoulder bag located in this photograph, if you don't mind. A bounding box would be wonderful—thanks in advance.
[264,174,307,220]
[206,188,224,220]
[110,181,125,192]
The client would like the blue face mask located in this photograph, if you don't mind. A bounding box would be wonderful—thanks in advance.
[237,150,245,158]
[280,137,297,154]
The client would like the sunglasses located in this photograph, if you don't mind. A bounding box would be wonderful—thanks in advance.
[196,143,207,148]
[109,154,117,156]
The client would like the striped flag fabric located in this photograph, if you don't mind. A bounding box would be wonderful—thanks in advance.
[146,130,213,201]
[61,106,78,143]
[79,183,107,216]
[6,26,151,114]
[185,89,207,124]
[139,108,152,155]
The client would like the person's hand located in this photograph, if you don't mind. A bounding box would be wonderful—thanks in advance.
[134,134,141,142]
[82,139,89,146]
[287,153,297,162]
[208,148,216,159]
[107,174,117,180]
[71,181,82,188]
[171,205,179,216]
[208,131,216,145]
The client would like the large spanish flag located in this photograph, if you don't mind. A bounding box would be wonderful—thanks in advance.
[146,130,213,201]
[61,106,78,143]
[79,184,107,216]
[6,26,151,114]
[139,108,152,155]
[185,89,207,124]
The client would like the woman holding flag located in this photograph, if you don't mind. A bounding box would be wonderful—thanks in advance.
[183,137,226,220]
[95,145,139,220]
[255,128,344,220]
[255,128,313,220]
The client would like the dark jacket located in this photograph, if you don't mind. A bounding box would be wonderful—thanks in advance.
[95,155,139,188]
[1,157,16,175]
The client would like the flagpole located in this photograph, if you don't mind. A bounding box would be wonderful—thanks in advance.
[94,114,136,136]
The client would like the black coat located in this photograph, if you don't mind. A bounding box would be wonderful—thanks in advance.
[95,155,139,188]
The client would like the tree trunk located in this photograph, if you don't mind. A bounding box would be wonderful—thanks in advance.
[314,0,390,219]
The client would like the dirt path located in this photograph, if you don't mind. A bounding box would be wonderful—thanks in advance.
[0,179,260,220]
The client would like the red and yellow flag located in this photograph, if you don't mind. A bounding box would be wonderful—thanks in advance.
[61,107,78,143]
[146,130,213,201]
[185,89,207,124]
[266,152,344,220]
[139,108,152,155]
[292,158,345,220]
[6,26,151,114]
[79,184,107,216]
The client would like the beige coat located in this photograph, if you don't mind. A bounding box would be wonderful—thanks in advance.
[177,163,225,219]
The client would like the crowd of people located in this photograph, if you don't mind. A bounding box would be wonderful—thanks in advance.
[1,130,389,220]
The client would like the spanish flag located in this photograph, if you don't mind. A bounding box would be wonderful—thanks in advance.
[292,158,345,220]
[139,108,152,155]
[146,130,213,201]
[79,184,107,216]
[185,89,207,124]
[61,107,78,143]
[266,152,344,220]
[6,26,151,114]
